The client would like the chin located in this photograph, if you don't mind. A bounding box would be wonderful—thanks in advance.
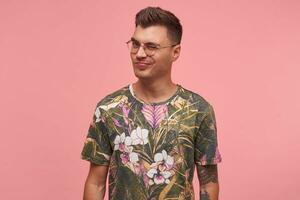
[133,71,152,79]
[132,64,156,79]
[134,72,149,79]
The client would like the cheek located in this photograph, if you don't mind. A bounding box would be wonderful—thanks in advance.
[130,53,135,61]
[154,54,172,68]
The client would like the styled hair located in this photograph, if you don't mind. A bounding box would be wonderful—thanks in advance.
[135,6,182,44]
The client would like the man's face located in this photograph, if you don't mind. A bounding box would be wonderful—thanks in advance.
[129,25,180,81]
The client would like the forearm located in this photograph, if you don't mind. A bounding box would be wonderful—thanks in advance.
[197,164,219,200]
[83,182,106,200]
[200,183,219,200]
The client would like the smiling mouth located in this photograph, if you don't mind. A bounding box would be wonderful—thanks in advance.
[135,62,152,69]
[135,62,151,65]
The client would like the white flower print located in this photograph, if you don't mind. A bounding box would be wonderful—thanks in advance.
[154,150,174,169]
[114,132,139,165]
[146,150,175,185]
[94,106,102,123]
[129,151,139,163]
[147,169,173,185]
[120,146,139,164]
[130,126,149,145]
[114,132,132,151]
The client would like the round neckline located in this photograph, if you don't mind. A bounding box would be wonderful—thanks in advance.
[128,83,181,106]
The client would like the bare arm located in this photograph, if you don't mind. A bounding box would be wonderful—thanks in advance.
[196,164,219,200]
[83,163,109,200]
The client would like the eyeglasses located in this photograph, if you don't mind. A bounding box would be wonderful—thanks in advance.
[126,39,179,56]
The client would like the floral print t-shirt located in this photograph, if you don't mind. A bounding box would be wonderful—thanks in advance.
[80,83,222,200]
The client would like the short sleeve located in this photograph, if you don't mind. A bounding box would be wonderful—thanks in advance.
[80,105,113,166]
[194,104,222,165]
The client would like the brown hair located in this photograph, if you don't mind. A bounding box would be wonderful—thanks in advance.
[135,6,182,44]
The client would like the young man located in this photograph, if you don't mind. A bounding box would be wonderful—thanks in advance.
[81,6,222,200]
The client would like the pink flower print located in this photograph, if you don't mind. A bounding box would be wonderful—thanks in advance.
[199,148,222,165]
[120,147,139,165]
[141,104,168,129]
[120,149,138,165]
[132,162,143,176]
[120,152,130,164]
[214,147,222,162]
[112,117,122,127]
[121,103,130,125]
[143,173,150,188]
[118,101,130,125]
[200,154,207,165]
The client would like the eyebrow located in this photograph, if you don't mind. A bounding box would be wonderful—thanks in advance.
[130,37,158,46]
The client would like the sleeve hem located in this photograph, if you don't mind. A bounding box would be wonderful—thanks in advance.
[81,155,110,166]
[195,157,222,165]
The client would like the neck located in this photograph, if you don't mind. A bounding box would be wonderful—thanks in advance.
[132,79,178,104]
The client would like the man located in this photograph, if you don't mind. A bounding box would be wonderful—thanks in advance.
[81,6,222,200]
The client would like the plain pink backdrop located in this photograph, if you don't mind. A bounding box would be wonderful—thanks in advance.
[1,1,299,199]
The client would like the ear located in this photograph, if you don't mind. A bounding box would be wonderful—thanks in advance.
[171,44,181,62]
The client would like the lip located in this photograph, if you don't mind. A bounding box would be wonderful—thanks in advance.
[135,62,151,65]
[134,62,152,69]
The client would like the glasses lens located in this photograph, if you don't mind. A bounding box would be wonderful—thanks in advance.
[127,41,138,53]
[126,40,155,56]
[144,45,157,56]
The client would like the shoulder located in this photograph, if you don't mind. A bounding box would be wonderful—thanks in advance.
[179,85,214,113]
[94,84,130,112]
[178,85,217,126]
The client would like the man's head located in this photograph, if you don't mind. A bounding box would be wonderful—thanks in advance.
[128,6,182,82]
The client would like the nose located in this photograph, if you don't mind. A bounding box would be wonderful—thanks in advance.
[136,45,147,58]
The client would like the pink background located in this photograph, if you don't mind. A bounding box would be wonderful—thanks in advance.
[1,1,299,199]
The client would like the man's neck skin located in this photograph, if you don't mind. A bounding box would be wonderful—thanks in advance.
[132,79,178,104]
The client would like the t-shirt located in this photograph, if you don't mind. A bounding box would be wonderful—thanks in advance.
[80,83,222,200]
